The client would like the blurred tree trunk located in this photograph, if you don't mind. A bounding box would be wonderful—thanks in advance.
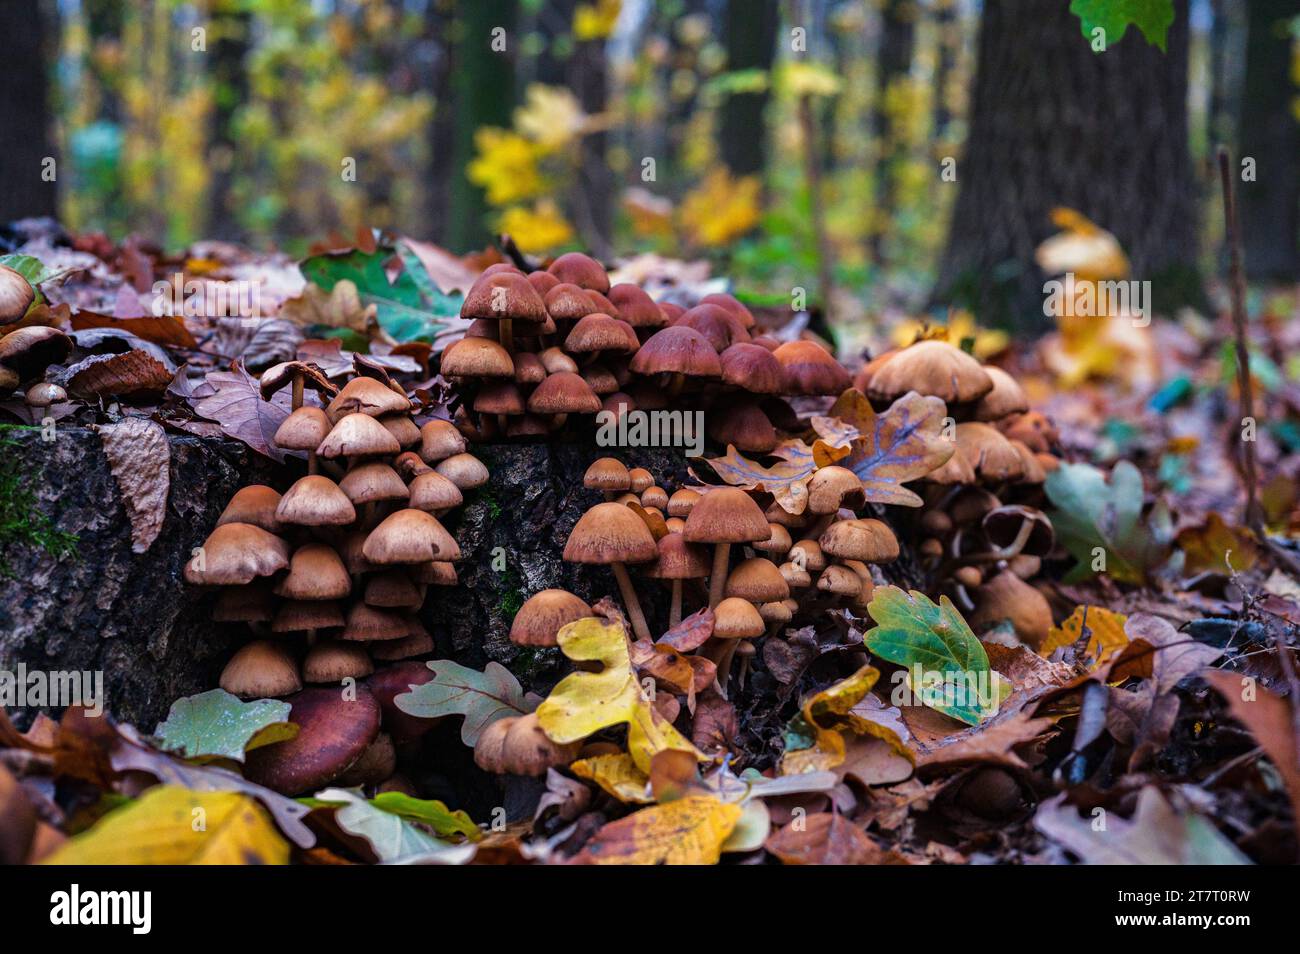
[1238,0,1300,281]
[425,0,456,244]
[571,38,613,259]
[206,3,249,241]
[719,0,779,177]
[931,0,959,147]
[934,0,1202,330]
[870,0,917,265]
[446,0,518,253]
[0,0,58,224]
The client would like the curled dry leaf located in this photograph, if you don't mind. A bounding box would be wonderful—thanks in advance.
[95,417,170,554]
[193,361,293,461]
[765,812,907,865]
[67,349,173,400]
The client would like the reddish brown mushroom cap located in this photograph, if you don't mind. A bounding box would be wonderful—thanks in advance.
[363,508,461,564]
[819,518,900,564]
[547,252,610,293]
[973,366,1030,421]
[707,402,779,454]
[527,270,560,295]
[720,342,786,394]
[675,303,750,351]
[584,457,632,493]
[244,686,382,795]
[682,487,770,544]
[440,336,515,378]
[219,640,302,700]
[216,484,284,533]
[566,313,638,354]
[725,557,790,602]
[185,522,290,585]
[0,326,72,381]
[276,475,358,526]
[699,293,756,330]
[317,413,402,459]
[629,326,722,377]
[303,642,374,684]
[713,597,765,639]
[544,282,597,321]
[339,461,410,505]
[326,375,411,421]
[607,283,668,329]
[527,371,601,414]
[418,418,467,463]
[407,470,464,512]
[645,531,711,580]
[867,340,993,405]
[275,542,351,600]
[563,501,658,563]
[773,340,852,396]
[510,589,594,646]
[274,407,332,452]
[461,271,548,323]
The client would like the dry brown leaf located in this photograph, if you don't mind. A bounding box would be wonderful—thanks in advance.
[67,350,173,399]
[1204,670,1300,826]
[765,812,908,865]
[95,418,170,553]
[193,362,293,461]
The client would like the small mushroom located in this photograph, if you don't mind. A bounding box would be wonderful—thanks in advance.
[219,640,302,699]
[563,501,658,641]
[473,712,581,776]
[510,589,593,647]
[682,487,770,608]
[645,531,711,627]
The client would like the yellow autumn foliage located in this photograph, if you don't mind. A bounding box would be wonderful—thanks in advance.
[680,167,761,247]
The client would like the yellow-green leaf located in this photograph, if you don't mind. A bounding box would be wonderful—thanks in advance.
[573,795,742,865]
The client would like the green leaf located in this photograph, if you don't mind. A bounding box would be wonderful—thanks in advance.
[1044,460,1171,585]
[154,689,297,763]
[315,788,475,864]
[368,792,481,841]
[0,253,80,289]
[393,660,529,746]
[1069,0,1175,52]
[298,244,462,344]
[861,586,1002,726]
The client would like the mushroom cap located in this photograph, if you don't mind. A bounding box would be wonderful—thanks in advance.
[765,500,806,528]
[184,522,290,585]
[923,445,977,485]
[1000,411,1058,454]
[274,407,332,452]
[807,466,865,514]
[474,711,581,776]
[0,326,72,381]
[725,557,790,602]
[720,342,786,394]
[629,326,722,377]
[370,629,435,661]
[527,370,601,414]
[326,375,411,421]
[759,600,793,625]
[473,379,527,416]
[1009,440,1046,484]
[217,484,284,533]
[544,282,597,321]
[366,662,439,743]
[585,457,631,492]
[527,269,560,295]
[645,531,711,579]
[219,640,302,700]
[378,413,421,448]
[537,346,577,375]
[317,413,402,459]
[418,418,467,463]
[407,470,464,512]
[580,364,620,395]
[707,402,778,454]
[956,422,1024,482]
[666,488,700,517]
[607,283,667,329]
[411,560,458,585]
[713,597,765,639]
[339,462,410,505]
[820,518,900,564]
[779,561,812,589]
[675,303,749,351]
[303,642,374,684]
[364,568,425,608]
[510,589,593,646]
[772,340,851,396]
[24,382,66,407]
[699,293,756,330]
[867,340,993,405]
[244,686,382,795]
[627,467,654,493]
[435,452,489,490]
[513,351,547,385]
[788,539,827,572]
[258,361,335,401]
[969,570,1052,648]
[682,487,770,544]
[363,509,461,564]
[563,501,658,564]
[276,475,357,526]
[547,252,610,293]
[972,366,1029,421]
[817,564,863,597]
[0,264,35,324]
[341,601,411,641]
[949,487,1002,526]
[272,598,345,632]
[753,522,793,556]
[275,543,351,600]
[565,313,637,354]
[641,485,668,510]
[461,271,548,322]
[440,336,515,378]
[982,504,1055,557]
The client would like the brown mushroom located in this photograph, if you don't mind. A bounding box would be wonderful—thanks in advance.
[683,487,771,608]
[563,501,658,641]
[510,589,593,647]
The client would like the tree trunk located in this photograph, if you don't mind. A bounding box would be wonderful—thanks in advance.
[205,3,250,242]
[870,0,917,266]
[1238,0,1300,281]
[570,39,614,259]
[0,0,58,224]
[425,0,456,244]
[446,0,519,253]
[719,0,780,177]
[933,0,1202,330]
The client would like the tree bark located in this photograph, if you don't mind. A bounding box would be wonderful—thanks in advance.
[1238,0,1300,281]
[870,0,917,266]
[933,0,1202,330]
[0,0,58,224]
[205,3,250,242]
[570,38,614,259]
[719,0,780,177]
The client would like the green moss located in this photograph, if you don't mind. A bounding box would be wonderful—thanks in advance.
[0,434,79,577]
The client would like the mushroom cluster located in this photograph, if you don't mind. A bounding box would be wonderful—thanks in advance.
[441,253,850,447]
[0,324,72,419]
[505,455,899,696]
[185,359,484,699]
[856,338,1059,647]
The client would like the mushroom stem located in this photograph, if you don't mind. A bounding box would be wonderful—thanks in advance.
[713,639,740,696]
[667,372,685,399]
[307,450,319,476]
[291,372,304,411]
[670,579,683,628]
[500,318,514,355]
[952,517,1033,568]
[708,543,731,609]
[807,512,837,540]
[611,561,651,642]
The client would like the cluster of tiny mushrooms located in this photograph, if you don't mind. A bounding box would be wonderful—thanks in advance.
[147,249,1055,792]
[0,266,72,416]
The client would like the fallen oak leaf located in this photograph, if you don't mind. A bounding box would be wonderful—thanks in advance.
[95,417,170,554]
[1039,605,1129,668]
[840,390,956,507]
[153,689,296,763]
[694,440,817,514]
[314,788,475,865]
[394,660,529,747]
[571,753,654,804]
[570,794,742,865]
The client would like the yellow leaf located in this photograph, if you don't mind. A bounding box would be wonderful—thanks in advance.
[574,795,742,865]
[574,0,622,41]
[1040,605,1129,670]
[513,84,588,152]
[571,753,654,804]
[537,618,702,773]
[45,786,289,865]
[1175,514,1261,575]
[891,310,1008,361]
[1036,207,1129,282]
[467,127,545,205]
[680,167,761,247]
[497,200,574,254]
[782,665,912,775]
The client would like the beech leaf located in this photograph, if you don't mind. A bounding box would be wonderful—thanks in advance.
[95,417,171,554]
